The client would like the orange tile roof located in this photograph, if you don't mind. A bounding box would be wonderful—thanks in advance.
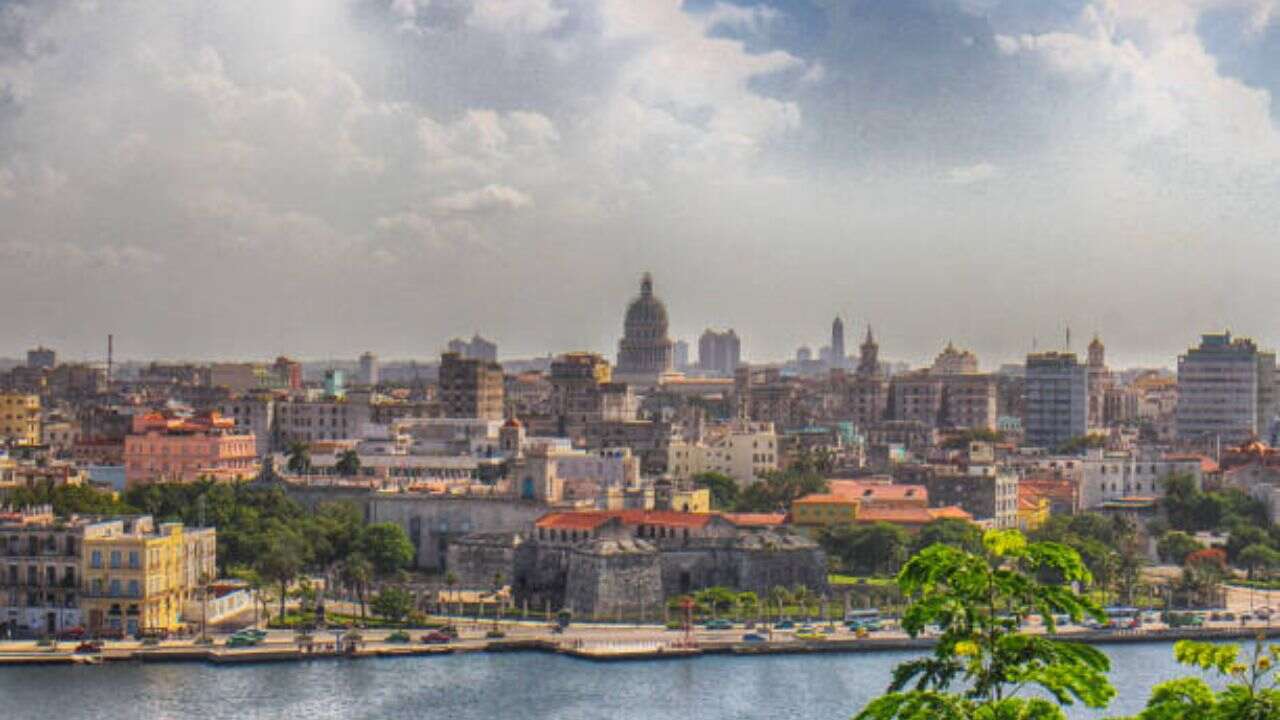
[827,480,927,503]
[854,506,972,525]
[722,513,786,527]
[794,494,859,505]
[535,510,715,531]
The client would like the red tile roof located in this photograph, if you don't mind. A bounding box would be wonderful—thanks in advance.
[535,510,715,531]
[855,506,972,525]
[722,513,786,527]
[827,480,927,503]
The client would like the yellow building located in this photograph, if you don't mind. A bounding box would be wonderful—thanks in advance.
[81,517,216,635]
[0,393,40,445]
[667,486,711,514]
[791,493,860,527]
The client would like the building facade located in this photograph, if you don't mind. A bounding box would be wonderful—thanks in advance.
[439,352,504,422]
[1023,352,1088,450]
[698,329,741,377]
[0,393,40,446]
[1176,331,1276,446]
[123,412,257,487]
[615,273,674,385]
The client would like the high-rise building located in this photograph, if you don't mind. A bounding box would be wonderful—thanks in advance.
[1023,352,1088,450]
[26,346,56,370]
[439,352,504,421]
[698,328,741,377]
[358,351,379,386]
[324,369,345,398]
[831,316,846,369]
[673,340,690,372]
[615,273,674,385]
[1176,331,1276,445]
[446,335,498,362]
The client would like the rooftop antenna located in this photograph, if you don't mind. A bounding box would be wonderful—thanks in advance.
[107,334,114,388]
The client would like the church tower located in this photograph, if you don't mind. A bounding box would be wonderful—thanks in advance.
[857,326,880,377]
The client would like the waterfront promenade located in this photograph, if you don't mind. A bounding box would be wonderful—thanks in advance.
[3,612,1278,667]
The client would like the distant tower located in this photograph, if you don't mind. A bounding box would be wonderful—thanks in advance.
[1087,334,1105,369]
[615,272,674,384]
[857,326,880,377]
[359,351,379,386]
[831,316,846,369]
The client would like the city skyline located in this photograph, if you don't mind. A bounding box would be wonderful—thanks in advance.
[2,1,1280,366]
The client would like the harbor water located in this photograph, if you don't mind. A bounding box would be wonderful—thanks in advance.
[0,641,1218,719]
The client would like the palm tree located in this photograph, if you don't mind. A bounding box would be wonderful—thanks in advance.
[445,571,459,617]
[285,441,311,475]
[791,584,812,620]
[340,554,373,620]
[769,585,792,624]
[335,449,360,477]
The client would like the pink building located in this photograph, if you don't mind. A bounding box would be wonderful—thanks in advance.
[124,411,257,488]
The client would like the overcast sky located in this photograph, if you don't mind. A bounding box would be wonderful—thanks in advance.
[1,0,1278,369]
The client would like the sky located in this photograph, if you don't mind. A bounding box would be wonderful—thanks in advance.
[1,0,1279,369]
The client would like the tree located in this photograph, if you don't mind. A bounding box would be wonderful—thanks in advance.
[372,586,414,624]
[912,519,983,556]
[1238,544,1280,581]
[340,553,373,619]
[819,522,910,576]
[1125,639,1280,719]
[335,449,361,478]
[255,525,310,621]
[854,529,1114,720]
[1157,531,1203,565]
[692,472,739,511]
[285,441,312,475]
[735,467,828,512]
[358,523,415,576]
[693,586,738,618]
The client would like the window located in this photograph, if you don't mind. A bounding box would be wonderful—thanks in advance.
[90,551,102,569]
[110,551,121,568]
[109,579,121,596]
[128,580,140,597]
[128,551,140,569]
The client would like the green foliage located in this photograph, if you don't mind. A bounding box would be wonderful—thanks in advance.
[358,522,415,575]
[286,441,312,475]
[913,519,984,556]
[335,449,361,477]
[1054,433,1107,455]
[1031,513,1144,604]
[940,429,1004,451]
[1156,531,1203,565]
[1163,473,1269,534]
[692,472,739,511]
[819,522,910,576]
[371,586,415,624]
[735,466,828,513]
[854,529,1114,720]
[1,481,134,516]
[1121,639,1280,720]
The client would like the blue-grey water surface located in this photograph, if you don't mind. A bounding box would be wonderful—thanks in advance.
[0,643,1216,719]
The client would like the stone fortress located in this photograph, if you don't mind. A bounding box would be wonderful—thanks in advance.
[448,510,828,619]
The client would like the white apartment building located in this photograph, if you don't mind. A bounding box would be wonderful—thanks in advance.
[1028,449,1206,510]
[667,422,778,487]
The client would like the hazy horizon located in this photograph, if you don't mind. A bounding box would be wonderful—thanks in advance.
[2,1,1278,369]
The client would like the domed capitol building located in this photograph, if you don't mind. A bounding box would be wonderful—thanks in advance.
[615,272,675,386]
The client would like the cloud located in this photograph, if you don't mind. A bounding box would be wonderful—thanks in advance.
[431,183,533,213]
[945,162,999,184]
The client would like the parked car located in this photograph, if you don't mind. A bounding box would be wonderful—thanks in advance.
[421,631,452,644]
[386,630,411,644]
[57,626,86,641]
[774,620,795,630]
[741,633,766,643]
[704,619,733,631]
[74,640,102,654]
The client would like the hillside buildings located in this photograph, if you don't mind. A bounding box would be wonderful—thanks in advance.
[666,421,779,487]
